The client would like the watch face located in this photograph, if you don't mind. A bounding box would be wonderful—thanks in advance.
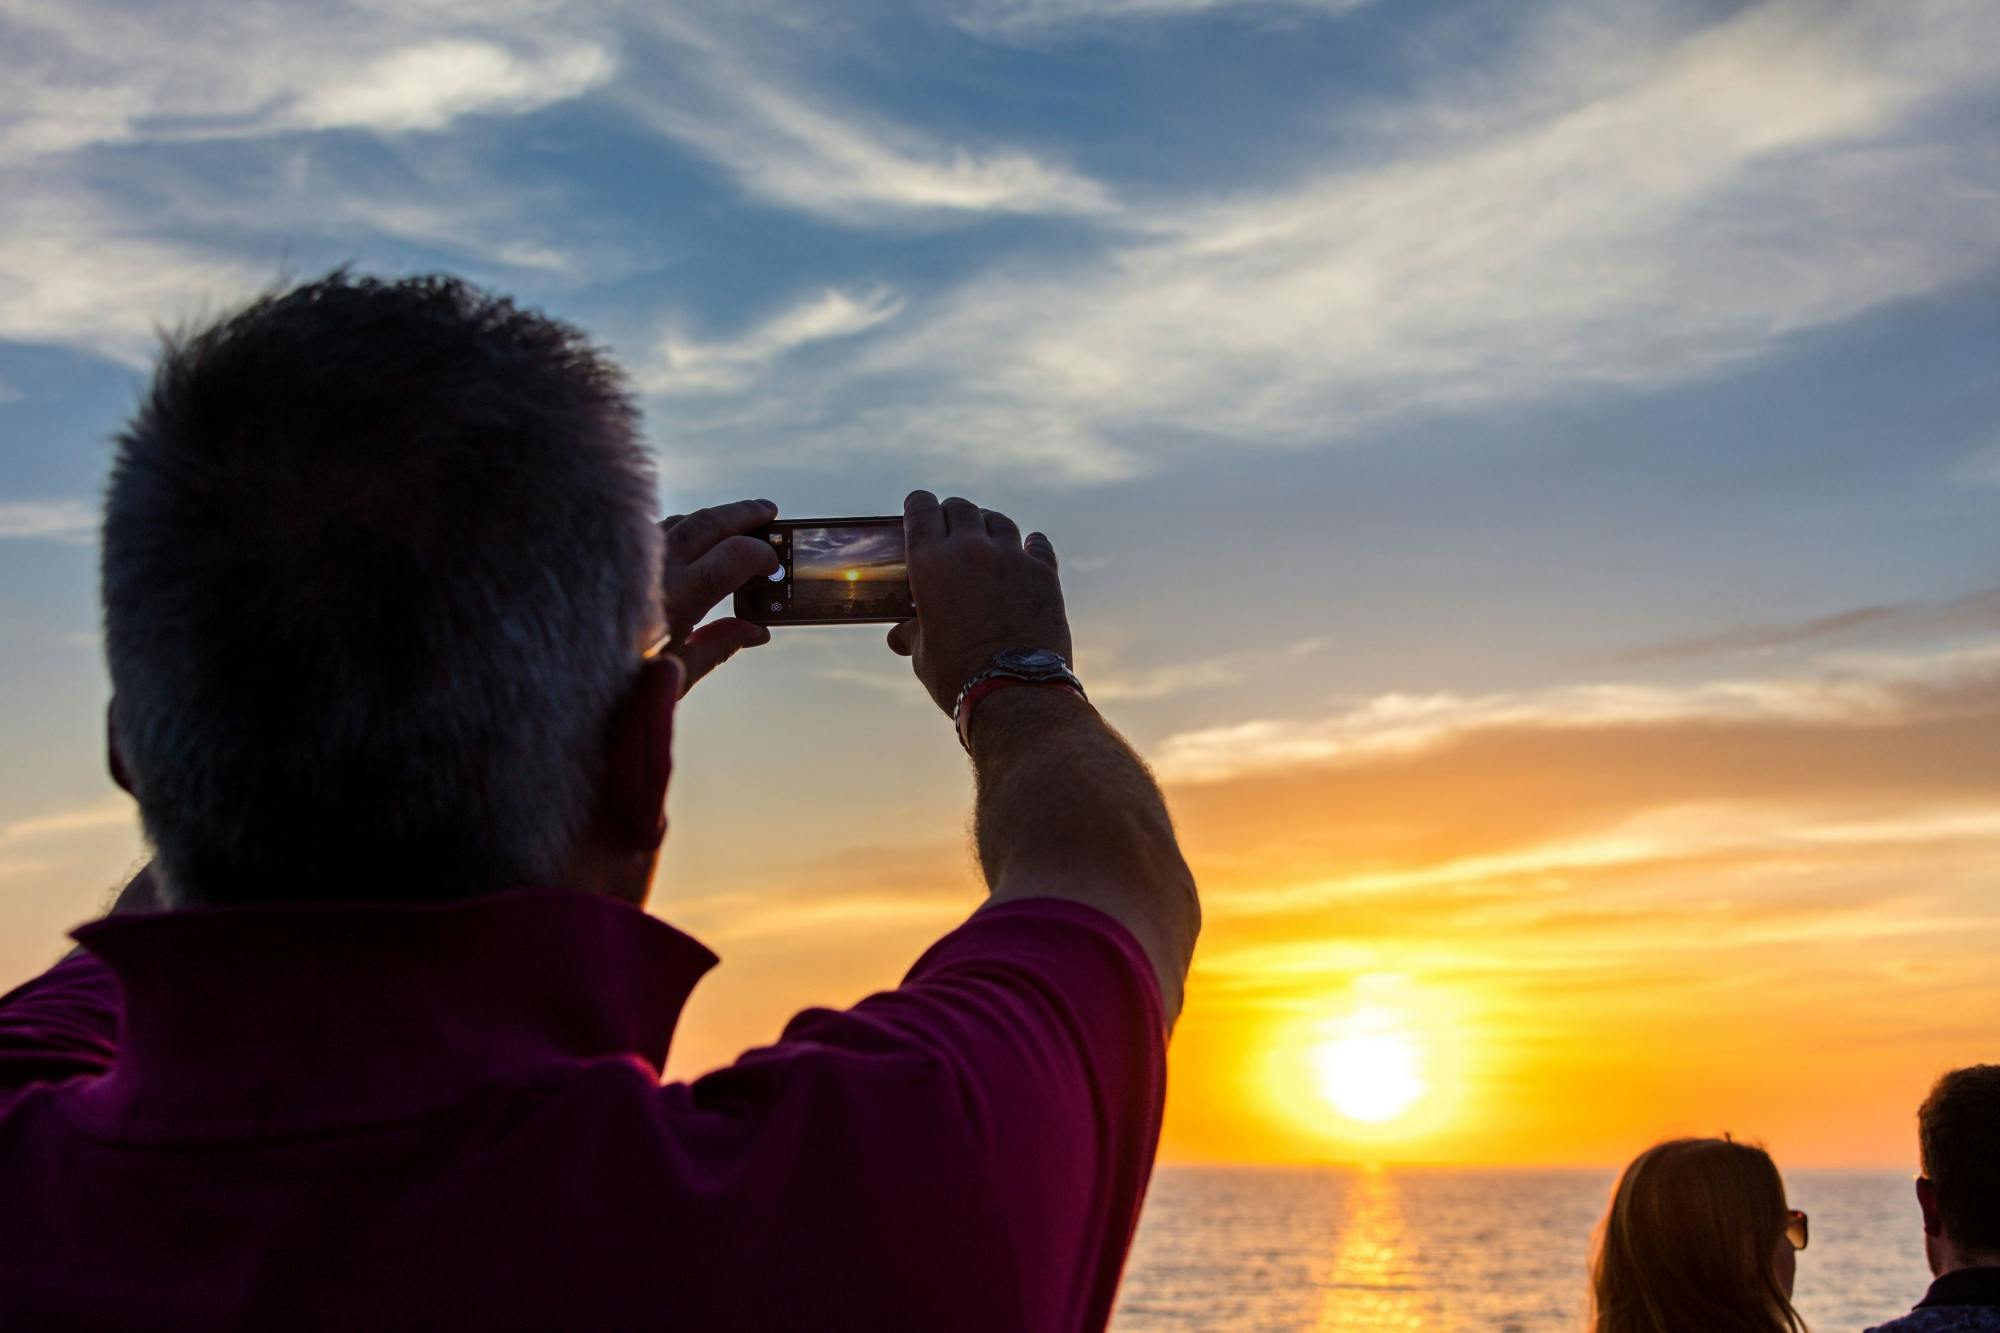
[997,647,1066,672]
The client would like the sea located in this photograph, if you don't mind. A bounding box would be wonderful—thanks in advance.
[1113,1167,1929,1331]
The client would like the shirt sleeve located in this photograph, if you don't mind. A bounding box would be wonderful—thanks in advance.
[0,952,122,1098]
[763,898,1168,1330]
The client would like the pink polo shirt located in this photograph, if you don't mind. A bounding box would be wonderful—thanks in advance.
[0,891,1165,1331]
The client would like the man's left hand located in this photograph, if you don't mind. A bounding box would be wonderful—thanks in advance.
[659,500,781,695]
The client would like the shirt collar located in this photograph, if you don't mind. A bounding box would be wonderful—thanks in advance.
[1919,1267,2000,1309]
[65,888,716,1139]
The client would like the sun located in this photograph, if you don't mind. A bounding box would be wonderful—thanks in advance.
[1260,975,1469,1151]
[844,569,860,581]
[1311,1030,1425,1124]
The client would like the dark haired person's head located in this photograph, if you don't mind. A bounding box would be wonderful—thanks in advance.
[1592,1137,1807,1333]
[1916,1064,2000,1276]
[102,271,676,908]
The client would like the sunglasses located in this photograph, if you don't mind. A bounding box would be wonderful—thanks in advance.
[1784,1209,1810,1252]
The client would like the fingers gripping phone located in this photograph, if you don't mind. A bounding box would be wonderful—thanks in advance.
[734,516,916,626]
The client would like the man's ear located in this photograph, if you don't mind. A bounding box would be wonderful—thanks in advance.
[107,700,135,797]
[596,655,683,852]
[1918,1176,1943,1237]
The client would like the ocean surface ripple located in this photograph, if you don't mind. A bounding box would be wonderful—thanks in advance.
[1115,1166,1927,1331]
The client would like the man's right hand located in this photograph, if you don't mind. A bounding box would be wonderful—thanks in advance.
[658,499,782,696]
[887,491,1074,716]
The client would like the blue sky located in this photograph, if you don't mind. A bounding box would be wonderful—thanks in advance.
[2,0,1998,1161]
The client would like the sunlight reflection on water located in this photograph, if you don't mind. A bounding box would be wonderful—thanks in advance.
[1115,1166,1928,1331]
[1315,1167,1423,1331]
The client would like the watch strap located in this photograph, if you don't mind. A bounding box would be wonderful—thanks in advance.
[954,675,1086,750]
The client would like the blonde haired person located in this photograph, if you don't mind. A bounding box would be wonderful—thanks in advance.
[1592,1137,1810,1333]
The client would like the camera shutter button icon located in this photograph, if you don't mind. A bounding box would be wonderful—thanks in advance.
[766,567,786,582]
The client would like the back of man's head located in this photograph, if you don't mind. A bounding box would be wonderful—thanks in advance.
[103,271,663,907]
[1919,1064,2000,1262]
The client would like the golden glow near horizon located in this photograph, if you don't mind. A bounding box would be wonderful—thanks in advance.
[844,569,860,582]
[1114,658,2000,1167]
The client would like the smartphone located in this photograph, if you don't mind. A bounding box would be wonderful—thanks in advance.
[734,516,916,626]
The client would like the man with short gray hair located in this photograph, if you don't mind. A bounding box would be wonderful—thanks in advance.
[0,273,1199,1331]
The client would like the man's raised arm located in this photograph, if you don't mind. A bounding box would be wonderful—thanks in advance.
[887,491,1200,1023]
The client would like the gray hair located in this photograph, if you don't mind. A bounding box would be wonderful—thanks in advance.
[102,272,664,906]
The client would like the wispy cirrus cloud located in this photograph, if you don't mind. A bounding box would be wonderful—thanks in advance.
[663,0,2000,479]
[0,0,1116,366]
[641,287,906,396]
[0,158,601,366]
[626,90,1111,223]
[1624,587,2000,663]
[1152,639,2000,981]
[293,39,615,135]
[0,499,99,544]
[615,11,1113,224]
[0,795,145,984]
[3,0,1997,482]
[0,798,133,847]
[0,4,618,161]
[944,0,1375,34]
[0,793,139,884]
[0,3,625,361]
[0,182,269,365]
[1152,641,2000,784]
[1089,637,1326,703]
[930,3,1992,465]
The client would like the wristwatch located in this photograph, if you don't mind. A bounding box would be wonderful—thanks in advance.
[952,648,1088,749]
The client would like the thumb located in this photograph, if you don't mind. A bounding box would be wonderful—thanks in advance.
[677,618,770,695]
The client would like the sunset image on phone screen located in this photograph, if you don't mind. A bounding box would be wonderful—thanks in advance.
[790,526,913,619]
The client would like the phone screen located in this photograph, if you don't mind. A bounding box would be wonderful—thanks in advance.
[736,516,916,625]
